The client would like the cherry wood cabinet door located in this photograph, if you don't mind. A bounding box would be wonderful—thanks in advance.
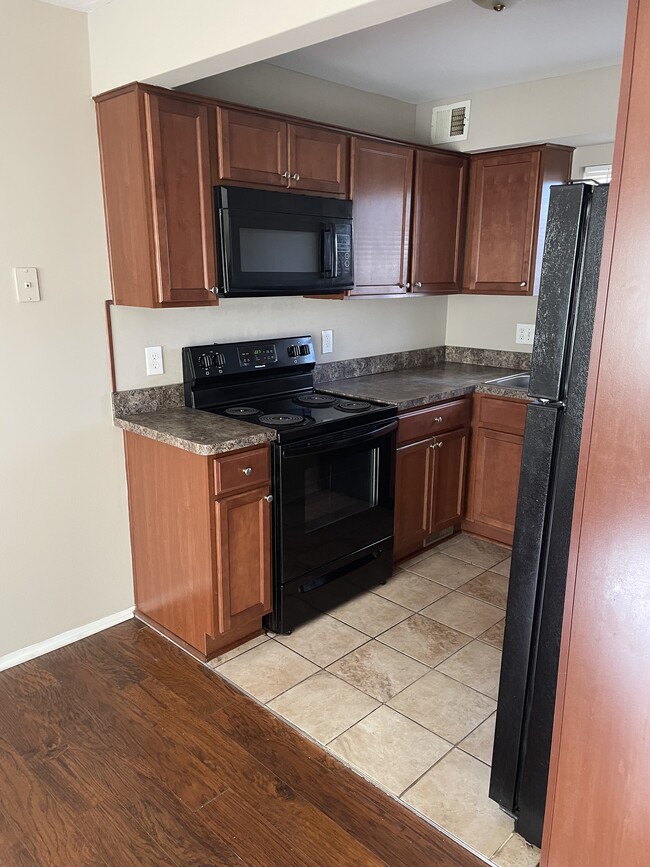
[214,486,272,634]
[287,124,349,195]
[394,438,434,561]
[350,138,414,295]
[145,93,217,304]
[430,428,469,533]
[465,427,524,544]
[411,150,467,294]
[217,108,288,187]
[464,150,541,295]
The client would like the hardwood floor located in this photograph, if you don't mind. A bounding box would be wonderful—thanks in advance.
[0,619,483,866]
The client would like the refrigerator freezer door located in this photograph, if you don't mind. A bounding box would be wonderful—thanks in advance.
[529,184,590,402]
[489,402,561,814]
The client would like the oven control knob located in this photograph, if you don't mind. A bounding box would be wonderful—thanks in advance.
[197,353,214,369]
[299,344,310,356]
[288,345,300,358]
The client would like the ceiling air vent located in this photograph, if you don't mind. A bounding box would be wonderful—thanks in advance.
[431,100,471,145]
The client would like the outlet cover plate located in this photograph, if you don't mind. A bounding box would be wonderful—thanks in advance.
[516,323,535,345]
[321,329,333,354]
[145,345,164,376]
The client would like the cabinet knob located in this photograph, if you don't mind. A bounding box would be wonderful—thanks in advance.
[434,416,443,423]
[242,467,253,476]
[209,287,218,295]
[264,494,274,503]
[281,170,291,179]
[429,442,443,449]
[414,281,422,289]
[520,281,527,287]
[292,173,301,181]
[404,282,411,289]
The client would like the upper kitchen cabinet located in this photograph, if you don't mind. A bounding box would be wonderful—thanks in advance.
[95,85,218,308]
[463,144,573,296]
[410,150,468,294]
[217,108,349,195]
[350,137,414,295]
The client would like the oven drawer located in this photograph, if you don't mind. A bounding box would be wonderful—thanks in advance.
[214,447,270,496]
[398,398,471,445]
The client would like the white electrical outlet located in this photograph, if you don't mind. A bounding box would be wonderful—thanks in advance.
[321,329,333,354]
[516,324,535,345]
[145,345,164,375]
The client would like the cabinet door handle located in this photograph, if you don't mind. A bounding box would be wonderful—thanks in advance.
[434,416,443,423]
[281,171,291,179]
[414,281,422,289]
[292,173,300,181]
[404,282,411,289]
[520,281,527,287]
[242,467,253,476]
[263,494,274,502]
[429,442,443,450]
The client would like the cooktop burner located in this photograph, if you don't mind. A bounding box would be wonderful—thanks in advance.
[224,406,261,417]
[336,400,372,413]
[294,394,337,408]
[258,413,306,427]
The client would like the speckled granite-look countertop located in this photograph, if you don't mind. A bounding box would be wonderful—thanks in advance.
[321,363,530,411]
[114,407,276,456]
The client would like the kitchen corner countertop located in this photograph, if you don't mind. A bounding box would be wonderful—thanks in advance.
[321,362,531,410]
[114,407,276,456]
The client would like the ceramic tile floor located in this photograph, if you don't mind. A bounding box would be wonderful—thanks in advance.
[207,533,541,867]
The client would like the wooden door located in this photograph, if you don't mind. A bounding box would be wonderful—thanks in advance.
[214,487,272,634]
[145,94,217,304]
[465,428,523,544]
[350,138,414,295]
[287,124,349,195]
[394,439,434,560]
[464,150,541,295]
[411,150,467,294]
[430,428,468,533]
[217,108,288,187]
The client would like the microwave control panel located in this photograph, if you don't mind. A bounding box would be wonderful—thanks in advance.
[335,227,352,277]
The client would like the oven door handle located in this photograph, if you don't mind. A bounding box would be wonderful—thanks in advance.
[282,419,397,458]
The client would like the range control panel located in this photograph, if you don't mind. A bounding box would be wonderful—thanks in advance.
[182,336,316,381]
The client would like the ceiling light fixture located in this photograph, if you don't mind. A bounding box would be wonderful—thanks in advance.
[471,0,525,11]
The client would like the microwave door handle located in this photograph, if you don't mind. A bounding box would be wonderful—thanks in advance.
[332,224,339,278]
[321,225,334,277]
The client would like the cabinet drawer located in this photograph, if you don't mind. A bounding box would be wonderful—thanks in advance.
[214,447,270,496]
[398,398,471,445]
[476,396,528,434]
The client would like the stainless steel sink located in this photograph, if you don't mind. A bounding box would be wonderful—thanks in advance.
[486,373,531,389]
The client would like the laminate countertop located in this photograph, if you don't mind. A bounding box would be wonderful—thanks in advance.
[114,407,276,456]
[321,362,531,411]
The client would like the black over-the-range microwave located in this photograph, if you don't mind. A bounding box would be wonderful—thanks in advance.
[214,186,354,297]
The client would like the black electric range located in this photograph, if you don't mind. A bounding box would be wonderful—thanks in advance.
[183,336,397,633]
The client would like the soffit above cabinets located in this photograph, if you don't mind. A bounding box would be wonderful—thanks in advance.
[268,0,627,104]
[38,0,114,12]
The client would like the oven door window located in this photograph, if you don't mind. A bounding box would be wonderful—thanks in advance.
[279,427,395,583]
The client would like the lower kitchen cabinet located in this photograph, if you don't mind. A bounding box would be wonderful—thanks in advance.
[463,393,530,545]
[124,432,272,660]
[394,398,470,561]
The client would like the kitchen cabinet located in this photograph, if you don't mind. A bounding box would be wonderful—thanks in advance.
[350,138,413,295]
[464,394,530,545]
[410,149,467,294]
[217,108,349,195]
[463,144,573,295]
[95,85,218,308]
[124,433,272,661]
[394,398,471,561]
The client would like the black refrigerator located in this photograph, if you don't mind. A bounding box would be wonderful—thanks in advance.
[489,182,609,847]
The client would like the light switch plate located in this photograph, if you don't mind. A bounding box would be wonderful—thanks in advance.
[516,323,535,345]
[14,267,40,303]
[145,346,164,376]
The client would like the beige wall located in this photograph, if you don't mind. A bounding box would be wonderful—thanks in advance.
[87,0,452,93]
[112,297,448,391]
[0,0,133,660]
[181,62,417,141]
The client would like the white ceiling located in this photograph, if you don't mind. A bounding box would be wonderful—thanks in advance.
[268,0,628,104]
[39,0,114,11]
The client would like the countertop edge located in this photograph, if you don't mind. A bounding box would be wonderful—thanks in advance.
[114,415,276,456]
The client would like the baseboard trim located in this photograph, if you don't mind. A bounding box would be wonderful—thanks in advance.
[0,607,135,672]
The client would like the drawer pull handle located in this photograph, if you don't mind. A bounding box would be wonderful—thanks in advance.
[264,494,274,503]
[242,467,253,476]
[434,416,443,423]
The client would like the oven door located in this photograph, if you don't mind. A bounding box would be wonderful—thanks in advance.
[219,207,352,296]
[277,420,397,583]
